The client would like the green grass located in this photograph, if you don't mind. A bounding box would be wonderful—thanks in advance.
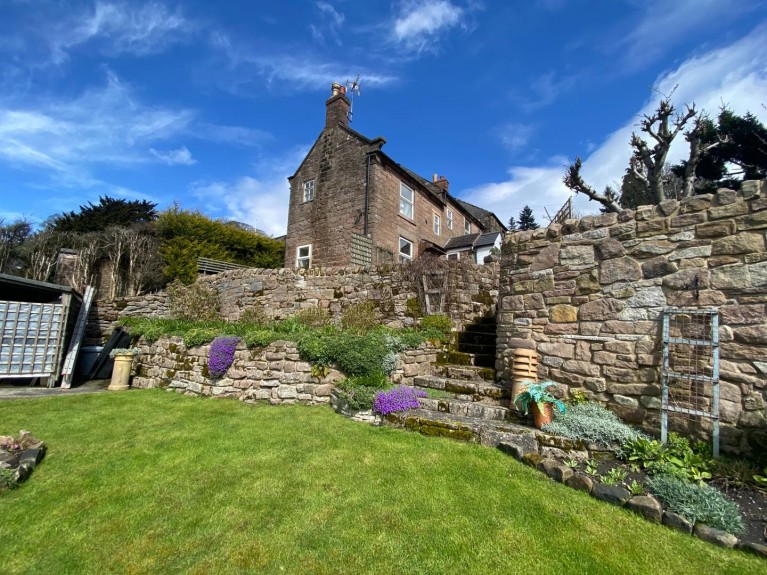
[0,391,761,575]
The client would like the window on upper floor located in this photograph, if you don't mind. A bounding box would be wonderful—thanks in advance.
[399,237,413,263]
[464,219,471,234]
[303,180,315,203]
[433,213,441,235]
[446,208,454,230]
[296,244,312,268]
[400,182,414,219]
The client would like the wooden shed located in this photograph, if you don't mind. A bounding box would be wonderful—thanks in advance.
[0,274,83,387]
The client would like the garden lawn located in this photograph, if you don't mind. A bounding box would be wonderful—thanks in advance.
[0,391,762,575]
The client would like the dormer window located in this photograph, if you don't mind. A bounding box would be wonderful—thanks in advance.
[399,182,414,219]
[303,179,315,203]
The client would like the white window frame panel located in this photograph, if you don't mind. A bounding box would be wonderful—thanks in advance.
[296,244,312,269]
[446,208,454,230]
[399,182,414,219]
[302,180,315,203]
[399,237,413,263]
[433,213,441,235]
[464,219,471,234]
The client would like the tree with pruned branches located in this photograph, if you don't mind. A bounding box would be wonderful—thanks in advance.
[564,98,727,212]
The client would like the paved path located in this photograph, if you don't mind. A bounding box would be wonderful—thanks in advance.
[0,379,111,399]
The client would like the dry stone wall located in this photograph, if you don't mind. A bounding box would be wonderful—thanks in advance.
[89,263,499,342]
[497,181,767,455]
[131,336,437,403]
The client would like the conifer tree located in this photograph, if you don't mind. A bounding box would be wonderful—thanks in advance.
[518,205,539,230]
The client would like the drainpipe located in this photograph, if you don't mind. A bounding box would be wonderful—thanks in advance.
[364,152,371,236]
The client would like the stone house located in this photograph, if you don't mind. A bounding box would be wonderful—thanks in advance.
[285,83,505,268]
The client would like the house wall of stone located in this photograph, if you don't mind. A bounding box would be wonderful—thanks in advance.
[285,125,371,268]
[368,160,477,261]
[131,336,437,402]
[496,181,767,455]
[88,263,500,343]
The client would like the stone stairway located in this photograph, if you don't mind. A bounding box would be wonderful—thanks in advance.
[385,316,551,457]
[436,316,497,369]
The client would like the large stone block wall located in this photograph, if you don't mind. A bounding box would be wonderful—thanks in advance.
[131,336,437,403]
[88,263,499,343]
[497,181,767,455]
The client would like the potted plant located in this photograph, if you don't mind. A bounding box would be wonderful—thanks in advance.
[513,381,566,428]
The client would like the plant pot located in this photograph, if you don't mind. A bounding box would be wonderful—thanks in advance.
[108,354,134,391]
[531,402,554,429]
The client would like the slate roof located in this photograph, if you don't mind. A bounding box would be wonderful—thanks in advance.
[454,199,508,233]
[443,231,502,251]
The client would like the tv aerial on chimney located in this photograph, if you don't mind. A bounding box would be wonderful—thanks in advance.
[346,75,361,123]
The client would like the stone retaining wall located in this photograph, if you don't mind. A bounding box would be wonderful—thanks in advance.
[131,336,438,404]
[88,263,499,343]
[497,181,767,455]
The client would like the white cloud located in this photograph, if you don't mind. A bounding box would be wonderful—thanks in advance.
[210,32,397,92]
[462,24,767,226]
[48,1,192,64]
[311,2,345,45]
[150,146,196,166]
[196,124,272,147]
[498,123,534,153]
[392,0,465,53]
[510,71,578,112]
[189,147,310,237]
[0,70,195,185]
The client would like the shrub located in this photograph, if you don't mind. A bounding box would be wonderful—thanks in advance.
[294,306,332,328]
[242,329,278,348]
[336,373,392,411]
[374,386,427,415]
[208,336,240,378]
[340,302,379,334]
[166,280,221,321]
[647,474,745,535]
[420,314,452,335]
[183,328,220,348]
[0,468,19,490]
[542,402,646,448]
[621,433,713,483]
[239,305,267,325]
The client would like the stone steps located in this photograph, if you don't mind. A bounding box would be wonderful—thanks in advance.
[417,396,514,422]
[435,365,495,382]
[413,375,510,402]
[384,409,541,452]
[437,350,495,368]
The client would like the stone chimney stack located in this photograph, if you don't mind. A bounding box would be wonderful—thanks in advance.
[325,82,350,128]
[433,174,449,192]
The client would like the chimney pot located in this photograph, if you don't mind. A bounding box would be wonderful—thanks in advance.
[432,173,438,182]
[326,82,350,128]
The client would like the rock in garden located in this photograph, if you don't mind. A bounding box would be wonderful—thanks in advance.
[625,495,662,523]
[737,542,767,558]
[19,447,45,467]
[536,459,573,483]
[592,483,630,506]
[19,430,44,449]
[693,524,738,548]
[662,511,693,534]
[565,473,594,494]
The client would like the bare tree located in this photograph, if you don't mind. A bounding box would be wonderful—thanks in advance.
[0,219,31,275]
[564,98,715,212]
[124,227,162,296]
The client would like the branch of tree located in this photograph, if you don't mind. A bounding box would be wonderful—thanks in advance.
[563,157,622,213]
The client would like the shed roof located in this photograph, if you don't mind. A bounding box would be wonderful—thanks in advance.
[0,273,80,304]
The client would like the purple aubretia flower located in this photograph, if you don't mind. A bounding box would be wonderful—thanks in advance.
[208,336,240,378]
[373,386,427,415]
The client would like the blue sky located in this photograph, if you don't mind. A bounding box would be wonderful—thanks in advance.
[1,0,766,235]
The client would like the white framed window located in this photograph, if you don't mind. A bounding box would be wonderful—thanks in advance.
[446,208,454,230]
[399,237,413,263]
[433,213,441,235]
[296,244,312,269]
[302,180,315,203]
[447,253,459,260]
[399,182,414,219]
[464,219,471,234]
